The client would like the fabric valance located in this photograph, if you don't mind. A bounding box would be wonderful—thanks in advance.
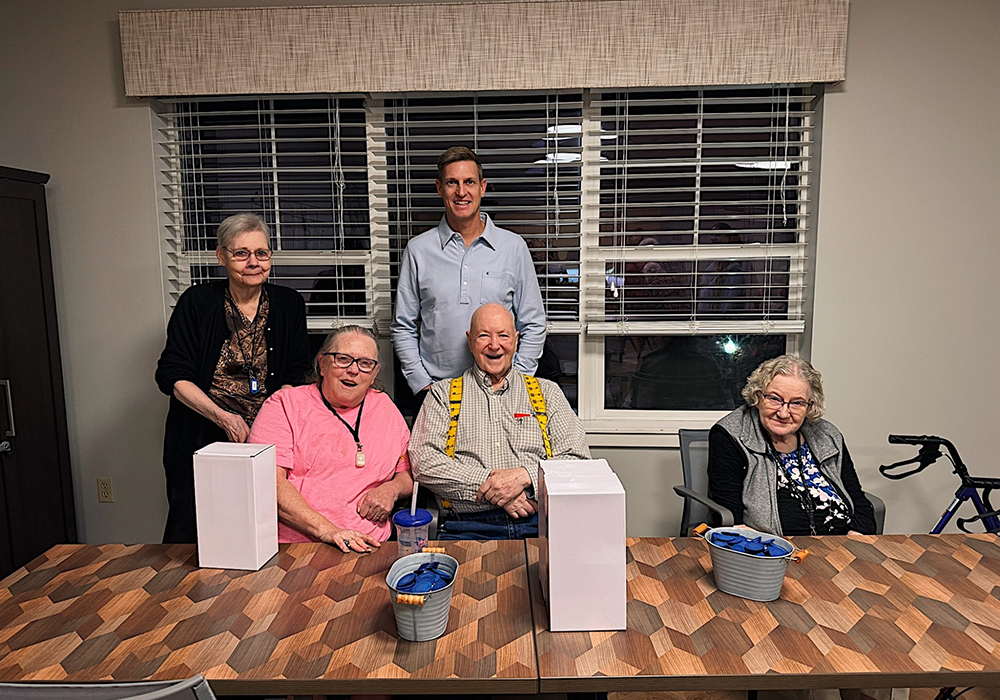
[120,0,848,97]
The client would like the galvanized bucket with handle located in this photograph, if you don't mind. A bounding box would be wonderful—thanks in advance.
[693,523,808,602]
[386,550,458,641]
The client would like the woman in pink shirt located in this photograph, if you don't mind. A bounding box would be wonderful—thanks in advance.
[250,326,413,552]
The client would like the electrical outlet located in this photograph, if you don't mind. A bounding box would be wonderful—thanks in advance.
[97,477,114,503]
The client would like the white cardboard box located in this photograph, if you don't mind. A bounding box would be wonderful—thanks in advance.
[538,460,626,631]
[193,442,278,570]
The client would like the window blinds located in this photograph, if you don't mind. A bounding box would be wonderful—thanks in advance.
[584,85,814,336]
[156,96,378,328]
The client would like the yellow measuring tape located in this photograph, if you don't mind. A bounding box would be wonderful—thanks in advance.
[444,375,551,459]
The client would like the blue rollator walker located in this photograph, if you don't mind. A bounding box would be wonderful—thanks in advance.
[881,434,1000,534]
[881,434,1000,700]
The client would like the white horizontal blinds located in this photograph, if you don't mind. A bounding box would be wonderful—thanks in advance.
[158,96,374,328]
[585,85,813,335]
[375,92,584,326]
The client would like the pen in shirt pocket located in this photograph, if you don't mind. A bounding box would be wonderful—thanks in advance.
[514,412,531,419]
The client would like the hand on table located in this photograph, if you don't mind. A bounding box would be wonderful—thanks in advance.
[476,467,531,508]
[358,483,397,523]
[320,526,380,553]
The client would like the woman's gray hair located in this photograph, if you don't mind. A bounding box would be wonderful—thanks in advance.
[216,213,271,250]
[306,325,380,385]
[741,354,826,422]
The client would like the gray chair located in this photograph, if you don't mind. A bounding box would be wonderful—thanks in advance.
[673,428,887,536]
[0,675,215,700]
[674,428,733,536]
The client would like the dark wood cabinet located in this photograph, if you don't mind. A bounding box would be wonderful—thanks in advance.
[0,166,76,579]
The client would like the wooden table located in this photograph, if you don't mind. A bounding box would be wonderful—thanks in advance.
[4,534,1000,696]
[530,534,1000,693]
[0,540,537,695]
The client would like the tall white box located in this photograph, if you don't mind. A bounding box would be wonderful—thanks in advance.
[538,460,626,631]
[193,442,278,570]
[537,458,614,602]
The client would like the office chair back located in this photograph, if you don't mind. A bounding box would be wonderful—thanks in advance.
[0,675,215,700]
[678,428,712,536]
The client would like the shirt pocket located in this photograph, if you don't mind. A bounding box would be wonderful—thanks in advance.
[480,269,515,305]
[508,412,544,456]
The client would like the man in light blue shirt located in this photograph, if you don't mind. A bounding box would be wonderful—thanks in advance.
[391,147,546,399]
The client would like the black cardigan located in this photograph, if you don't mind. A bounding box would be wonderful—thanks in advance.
[155,280,311,542]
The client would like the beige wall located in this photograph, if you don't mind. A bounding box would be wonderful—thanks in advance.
[0,0,996,542]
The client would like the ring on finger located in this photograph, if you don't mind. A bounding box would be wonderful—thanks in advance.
[343,539,351,548]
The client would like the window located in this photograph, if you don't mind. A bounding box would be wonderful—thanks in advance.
[156,96,375,329]
[374,92,583,407]
[158,85,818,435]
[580,86,814,431]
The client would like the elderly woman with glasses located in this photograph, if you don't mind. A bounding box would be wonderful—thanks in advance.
[249,326,413,551]
[708,354,876,536]
[155,213,312,544]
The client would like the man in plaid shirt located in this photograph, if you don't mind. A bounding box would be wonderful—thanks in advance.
[409,304,590,539]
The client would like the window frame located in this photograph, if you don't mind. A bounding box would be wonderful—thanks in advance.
[155,85,821,439]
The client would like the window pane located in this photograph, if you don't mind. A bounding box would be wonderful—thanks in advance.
[161,95,372,322]
[591,86,812,330]
[602,257,791,322]
[604,335,787,410]
[537,335,579,410]
[383,93,584,321]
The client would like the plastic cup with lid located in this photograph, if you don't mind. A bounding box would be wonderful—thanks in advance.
[392,508,433,558]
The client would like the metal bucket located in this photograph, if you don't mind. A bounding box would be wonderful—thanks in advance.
[694,524,808,602]
[386,551,459,641]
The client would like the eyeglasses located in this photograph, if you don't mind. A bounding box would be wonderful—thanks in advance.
[761,393,813,413]
[324,352,378,373]
[223,246,272,261]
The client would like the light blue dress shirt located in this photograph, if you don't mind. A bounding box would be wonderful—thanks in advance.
[390,214,547,393]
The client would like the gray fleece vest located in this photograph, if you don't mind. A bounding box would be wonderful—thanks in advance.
[715,405,855,536]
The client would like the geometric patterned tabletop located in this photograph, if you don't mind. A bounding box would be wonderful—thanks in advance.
[0,540,536,695]
[530,534,1000,693]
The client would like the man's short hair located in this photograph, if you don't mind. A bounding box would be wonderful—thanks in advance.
[437,146,483,181]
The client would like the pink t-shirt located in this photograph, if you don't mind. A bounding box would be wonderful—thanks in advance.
[249,385,411,543]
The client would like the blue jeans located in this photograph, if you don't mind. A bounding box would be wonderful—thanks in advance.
[439,509,539,540]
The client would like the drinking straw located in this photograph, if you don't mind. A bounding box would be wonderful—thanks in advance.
[410,481,419,516]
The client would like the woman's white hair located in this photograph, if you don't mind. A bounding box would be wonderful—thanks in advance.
[216,212,271,250]
[741,354,825,422]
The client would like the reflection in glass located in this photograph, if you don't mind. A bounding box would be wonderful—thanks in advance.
[536,335,579,410]
[605,335,786,410]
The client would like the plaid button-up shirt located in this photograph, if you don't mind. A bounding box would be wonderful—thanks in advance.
[409,365,591,513]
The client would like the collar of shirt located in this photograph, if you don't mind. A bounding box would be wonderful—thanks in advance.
[472,362,513,395]
[435,213,497,250]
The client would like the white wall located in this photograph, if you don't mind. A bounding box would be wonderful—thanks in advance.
[0,0,996,542]
[813,0,1000,532]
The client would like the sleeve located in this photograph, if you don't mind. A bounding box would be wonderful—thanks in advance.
[392,406,412,474]
[390,244,434,393]
[408,380,488,503]
[841,442,877,535]
[707,424,748,525]
[155,288,204,396]
[510,238,547,376]
[280,289,312,386]
[248,390,296,470]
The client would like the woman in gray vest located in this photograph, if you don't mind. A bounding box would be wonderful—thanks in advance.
[707,355,876,536]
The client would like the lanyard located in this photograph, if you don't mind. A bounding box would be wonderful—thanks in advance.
[775,432,817,535]
[226,288,265,394]
[319,387,367,468]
